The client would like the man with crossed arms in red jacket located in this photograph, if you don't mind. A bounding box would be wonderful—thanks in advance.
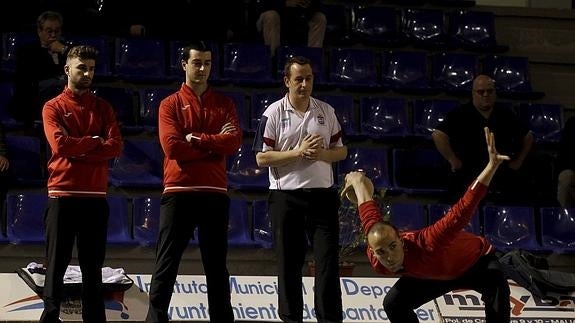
[341,127,511,323]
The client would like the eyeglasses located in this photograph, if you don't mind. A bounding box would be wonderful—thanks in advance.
[474,89,495,96]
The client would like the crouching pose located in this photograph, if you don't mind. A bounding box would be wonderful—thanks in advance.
[341,127,511,323]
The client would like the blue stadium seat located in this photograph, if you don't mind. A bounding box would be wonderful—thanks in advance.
[221,42,274,85]
[5,134,46,187]
[360,96,409,139]
[1,31,36,75]
[328,47,380,90]
[253,200,273,249]
[168,40,221,83]
[412,98,460,138]
[401,8,452,50]
[0,81,25,130]
[91,86,141,134]
[338,147,391,190]
[448,10,509,53]
[322,3,353,46]
[482,55,545,100]
[227,144,269,190]
[66,34,112,78]
[220,91,249,134]
[351,5,406,47]
[539,207,575,253]
[428,203,481,235]
[228,199,258,247]
[6,191,48,244]
[106,195,134,245]
[276,45,326,85]
[114,37,167,82]
[387,203,427,231]
[250,91,283,133]
[138,87,174,133]
[339,199,364,250]
[517,103,562,144]
[381,50,438,95]
[109,137,163,189]
[392,148,449,195]
[133,196,161,247]
[483,205,540,252]
[315,94,359,138]
[431,51,479,96]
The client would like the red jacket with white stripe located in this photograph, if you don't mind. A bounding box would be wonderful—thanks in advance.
[158,84,242,194]
[43,87,122,197]
[359,181,492,280]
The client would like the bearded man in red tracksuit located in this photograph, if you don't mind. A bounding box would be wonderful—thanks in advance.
[341,127,511,323]
[145,41,243,323]
[41,45,123,323]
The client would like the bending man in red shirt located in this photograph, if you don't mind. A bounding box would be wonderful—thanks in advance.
[341,127,511,323]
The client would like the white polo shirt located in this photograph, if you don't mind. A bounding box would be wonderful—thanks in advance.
[254,94,344,190]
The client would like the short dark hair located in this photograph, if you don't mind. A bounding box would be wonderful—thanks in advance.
[180,41,211,61]
[283,56,312,78]
[67,45,99,62]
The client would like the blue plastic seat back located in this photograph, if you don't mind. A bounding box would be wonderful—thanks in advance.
[351,5,404,47]
[106,195,133,244]
[483,55,533,93]
[360,96,409,139]
[428,203,481,234]
[338,147,390,189]
[401,8,448,48]
[539,207,575,252]
[381,50,433,92]
[322,3,352,45]
[392,148,449,194]
[109,137,164,188]
[1,31,36,74]
[250,91,284,133]
[221,42,273,85]
[227,144,269,190]
[483,205,540,251]
[66,34,112,77]
[0,81,25,130]
[339,199,364,249]
[91,86,139,131]
[412,98,459,138]
[276,46,325,85]
[386,203,427,231]
[114,37,167,82]
[228,199,258,247]
[5,134,46,186]
[517,103,562,144]
[431,52,478,94]
[138,87,174,133]
[133,196,161,246]
[328,47,379,89]
[315,94,358,138]
[449,10,498,49]
[220,91,249,133]
[6,191,48,244]
[253,200,273,248]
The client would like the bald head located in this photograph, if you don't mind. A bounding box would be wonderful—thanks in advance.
[472,74,496,116]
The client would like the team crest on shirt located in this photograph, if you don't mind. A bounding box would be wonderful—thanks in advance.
[317,114,325,125]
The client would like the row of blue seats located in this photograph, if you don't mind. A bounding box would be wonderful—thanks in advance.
[0,79,561,143]
[2,134,557,201]
[2,190,574,254]
[0,31,541,99]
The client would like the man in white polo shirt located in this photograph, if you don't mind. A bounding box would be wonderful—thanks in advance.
[253,56,348,323]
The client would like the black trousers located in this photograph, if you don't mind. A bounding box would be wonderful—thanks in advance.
[383,252,511,323]
[145,192,234,323]
[268,189,343,323]
[40,197,109,323]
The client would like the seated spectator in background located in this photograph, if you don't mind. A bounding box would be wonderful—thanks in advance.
[104,0,244,41]
[340,127,511,323]
[557,115,575,208]
[432,74,533,205]
[256,0,327,55]
[9,11,69,130]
